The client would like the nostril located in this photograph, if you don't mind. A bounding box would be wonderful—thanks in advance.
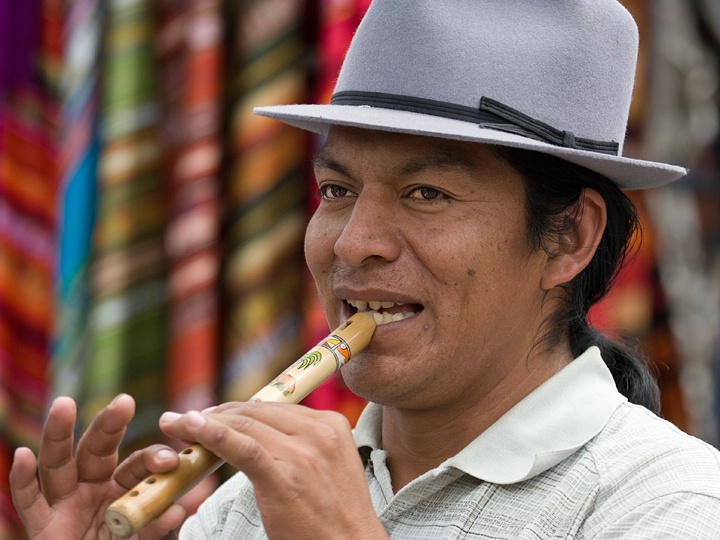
[333,205,401,266]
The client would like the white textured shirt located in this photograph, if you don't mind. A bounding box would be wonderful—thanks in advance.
[180,347,720,538]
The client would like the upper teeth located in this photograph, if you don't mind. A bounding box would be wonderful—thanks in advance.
[347,299,418,325]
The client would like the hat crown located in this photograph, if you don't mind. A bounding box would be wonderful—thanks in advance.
[255,0,686,189]
[335,0,639,153]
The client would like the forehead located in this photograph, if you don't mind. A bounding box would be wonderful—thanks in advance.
[315,126,512,176]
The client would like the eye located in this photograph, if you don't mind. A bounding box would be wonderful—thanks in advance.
[408,186,448,201]
[319,184,355,200]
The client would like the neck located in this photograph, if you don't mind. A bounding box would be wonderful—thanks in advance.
[380,397,507,492]
[380,348,571,492]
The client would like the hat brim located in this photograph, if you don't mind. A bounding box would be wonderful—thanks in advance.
[255,104,686,190]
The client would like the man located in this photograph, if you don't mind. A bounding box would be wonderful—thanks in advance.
[11,0,720,538]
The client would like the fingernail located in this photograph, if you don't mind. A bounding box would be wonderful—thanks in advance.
[13,447,30,460]
[186,411,206,428]
[52,396,73,408]
[156,449,176,462]
[160,411,182,424]
[110,393,128,406]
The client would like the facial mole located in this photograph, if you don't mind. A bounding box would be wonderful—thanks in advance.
[467,268,477,277]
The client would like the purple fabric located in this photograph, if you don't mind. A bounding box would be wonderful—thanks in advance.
[0,0,42,92]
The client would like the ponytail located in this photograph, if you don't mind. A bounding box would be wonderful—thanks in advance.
[570,322,660,414]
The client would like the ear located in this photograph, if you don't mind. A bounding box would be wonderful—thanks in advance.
[541,188,607,290]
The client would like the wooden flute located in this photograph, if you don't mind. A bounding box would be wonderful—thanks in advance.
[104,312,376,538]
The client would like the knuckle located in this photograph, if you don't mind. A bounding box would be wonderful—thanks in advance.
[242,440,266,466]
[328,411,353,431]
[316,411,352,441]
[230,414,256,434]
[315,408,351,428]
[205,422,230,447]
[132,447,154,467]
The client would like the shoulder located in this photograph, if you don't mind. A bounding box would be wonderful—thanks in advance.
[589,401,720,491]
[579,401,720,536]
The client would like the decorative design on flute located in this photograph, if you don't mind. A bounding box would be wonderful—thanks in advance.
[319,336,351,369]
[298,350,323,370]
[270,374,297,396]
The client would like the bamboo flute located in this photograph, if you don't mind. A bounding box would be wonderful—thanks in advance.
[104,312,376,537]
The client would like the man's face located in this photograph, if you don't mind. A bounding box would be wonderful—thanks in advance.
[305,127,555,410]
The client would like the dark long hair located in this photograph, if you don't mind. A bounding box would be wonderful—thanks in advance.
[497,147,661,414]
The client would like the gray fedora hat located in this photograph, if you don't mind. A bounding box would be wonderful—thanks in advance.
[255,0,686,190]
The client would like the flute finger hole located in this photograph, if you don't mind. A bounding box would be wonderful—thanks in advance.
[145,477,157,484]
[129,490,139,497]
[181,448,193,455]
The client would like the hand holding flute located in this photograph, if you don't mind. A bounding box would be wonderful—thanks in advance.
[105,312,376,536]
[10,313,385,540]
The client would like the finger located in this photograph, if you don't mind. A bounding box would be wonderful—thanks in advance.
[113,444,180,489]
[158,406,280,448]
[9,447,53,534]
[158,411,287,491]
[37,396,79,504]
[209,402,357,461]
[75,393,135,482]
[158,403,353,469]
[205,401,351,437]
[200,404,363,493]
[136,503,186,540]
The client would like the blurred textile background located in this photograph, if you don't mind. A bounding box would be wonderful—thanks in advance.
[0,0,719,537]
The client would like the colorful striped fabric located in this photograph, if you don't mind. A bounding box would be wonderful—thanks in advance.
[52,0,101,414]
[79,0,168,450]
[155,0,224,513]
[220,0,310,403]
[156,0,221,421]
[0,88,58,540]
[0,0,60,535]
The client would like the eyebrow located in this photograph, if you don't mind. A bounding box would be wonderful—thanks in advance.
[313,146,478,180]
[394,149,478,176]
[313,149,354,179]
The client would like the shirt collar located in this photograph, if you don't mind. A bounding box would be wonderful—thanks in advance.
[354,346,626,484]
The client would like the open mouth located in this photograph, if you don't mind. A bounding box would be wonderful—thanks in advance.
[347,299,424,325]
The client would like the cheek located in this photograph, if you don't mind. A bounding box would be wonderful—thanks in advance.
[425,224,532,302]
[304,214,337,280]
[417,223,494,287]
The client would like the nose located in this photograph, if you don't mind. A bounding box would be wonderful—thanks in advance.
[333,191,401,267]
